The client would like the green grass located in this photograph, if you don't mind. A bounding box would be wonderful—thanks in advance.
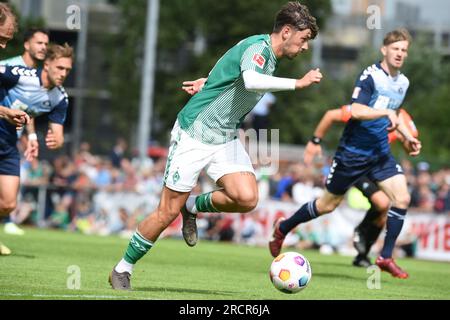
[0,226,449,300]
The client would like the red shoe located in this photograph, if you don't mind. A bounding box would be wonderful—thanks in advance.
[269,218,286,258]
[376,256,409,279]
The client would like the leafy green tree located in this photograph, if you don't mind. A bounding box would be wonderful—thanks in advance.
[108,0,332,145]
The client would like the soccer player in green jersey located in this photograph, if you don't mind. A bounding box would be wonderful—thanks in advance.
[110,1,322,290]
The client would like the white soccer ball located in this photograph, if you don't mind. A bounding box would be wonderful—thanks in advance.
[269,251,312,294]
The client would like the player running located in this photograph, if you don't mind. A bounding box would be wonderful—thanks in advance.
[0,2,23,256]
[0,44,73,254]
[1,28,50,237]
[269,29,421,279]
[110,1,322,290]
[303,106,419,267]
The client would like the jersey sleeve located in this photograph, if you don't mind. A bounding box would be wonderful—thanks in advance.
[240,43,271,74]
[0,65,21,89]
[351,73,375,106]
[48,97,68,125]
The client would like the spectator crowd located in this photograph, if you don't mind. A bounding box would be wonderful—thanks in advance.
[6,135,449,252]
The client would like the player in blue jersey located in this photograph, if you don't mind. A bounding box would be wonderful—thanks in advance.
[0,43,73,254]
[1,28,50,236]
[269,29,421,279]
[0,2,23,256]
[303,106,419,267]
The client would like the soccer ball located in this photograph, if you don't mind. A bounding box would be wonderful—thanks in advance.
[269,251,312,294]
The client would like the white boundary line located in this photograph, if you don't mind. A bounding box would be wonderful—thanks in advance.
[1,293,154,300]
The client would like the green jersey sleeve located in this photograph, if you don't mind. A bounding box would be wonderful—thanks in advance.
[240,43,272,74]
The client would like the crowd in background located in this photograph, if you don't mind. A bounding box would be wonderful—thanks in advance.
[9,132,449,244]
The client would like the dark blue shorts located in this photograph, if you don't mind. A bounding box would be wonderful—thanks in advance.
[0,149,20,177]
[354,176,380,199]
[325,151,403,196]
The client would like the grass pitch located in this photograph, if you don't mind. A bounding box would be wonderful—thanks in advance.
[0,226,449,300]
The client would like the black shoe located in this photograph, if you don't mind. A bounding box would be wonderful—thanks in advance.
[181,205,198,247]
[352,255,372,268]
[109,268,132,290]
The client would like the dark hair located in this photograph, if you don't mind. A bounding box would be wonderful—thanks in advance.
[0,3,17,32]
[383,28,412,46]
[273,1,318,39]
[24,28,50,42]
[45,43,74,61]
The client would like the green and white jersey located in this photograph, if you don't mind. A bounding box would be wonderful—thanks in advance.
[178,34,278,145]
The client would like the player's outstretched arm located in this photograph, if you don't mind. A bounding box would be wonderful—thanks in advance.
[351,103,399,131]
[295,68,323,89]
[243,68,322,94]
[45,123,64,150]
[304,108,343,166]
[182,78,207,96]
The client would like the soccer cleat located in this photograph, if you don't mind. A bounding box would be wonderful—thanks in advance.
[181,205,198,247]
[109,268,132,290]
[352,254,372,268]
[268,218,286,258]
[376,256,409,279]
[0,242,12,255]
[4,222,25,236]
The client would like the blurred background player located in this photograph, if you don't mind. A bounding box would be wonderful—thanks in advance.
[269,29,421,279]
[0,28,49,236]
[109,1,322,290]
[0,43,73,255]
[0,2,23,256]
[303,105,419,267]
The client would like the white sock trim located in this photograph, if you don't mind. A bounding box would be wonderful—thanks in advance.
[115,258,134,274]
[186,195,198,214]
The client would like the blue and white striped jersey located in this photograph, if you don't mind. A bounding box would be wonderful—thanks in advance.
[337,62,409,157]
[0,65,69,151]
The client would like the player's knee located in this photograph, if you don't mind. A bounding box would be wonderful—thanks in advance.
[373,197,391,214]
[0,200,17,215]
[393,193,411,209]
[233,191,258,213]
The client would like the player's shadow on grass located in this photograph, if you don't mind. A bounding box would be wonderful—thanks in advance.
[8,253,36,259]
[312,261,359,268]
[313,272,365,281]
[136,286,236,296]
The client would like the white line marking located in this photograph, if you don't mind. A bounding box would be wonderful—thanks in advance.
[1,293,154,300]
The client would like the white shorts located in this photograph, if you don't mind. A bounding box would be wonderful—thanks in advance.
[164,121,255,192]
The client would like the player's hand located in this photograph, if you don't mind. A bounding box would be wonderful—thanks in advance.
[4,109,30,130]
[386,110,399,132]
[303,141,323,166]
[24,138,39,162]
[296,69,323,89]
[182,78,207,96]
[45,129,60,149]
[405,137,422,157]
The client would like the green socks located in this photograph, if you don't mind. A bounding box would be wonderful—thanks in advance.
[195,192,221,213]
[123,231,153,264]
